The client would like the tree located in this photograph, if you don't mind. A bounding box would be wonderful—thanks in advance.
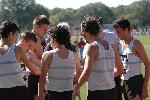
[112,0,150,27]
[0,0,35,22]
[0,0,49,30]
[76,2,114,24]
[139,0,150,26]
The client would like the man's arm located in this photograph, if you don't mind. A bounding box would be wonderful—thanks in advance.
[15,46,41,75]
[73,53,82,85]
[135,40,150,99]
[112,44,123,77]
[39,52,52,100]
[73,44,99,91]
[72,44,98,100]
[28,51,41,67]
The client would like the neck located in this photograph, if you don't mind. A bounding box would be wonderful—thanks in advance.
[99,31,104,39]
[54,45,67,52]
[87,36,96,44]
[124,35,133,44]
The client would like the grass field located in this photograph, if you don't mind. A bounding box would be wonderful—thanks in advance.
[74,35,150,100]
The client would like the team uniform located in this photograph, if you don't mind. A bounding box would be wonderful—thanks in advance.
[83,41,117,100]
[120,38,143,99]
[103,32,123,100]
[0,44,30,100]
[45,50,76,100]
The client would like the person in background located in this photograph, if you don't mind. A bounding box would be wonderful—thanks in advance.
[96,16,123,100]
[44,33,52,52]
[44,22,76,52]
[57,22,77,53]
[113,18,150,100]
[77,37,85,60]
[57,22,70,31]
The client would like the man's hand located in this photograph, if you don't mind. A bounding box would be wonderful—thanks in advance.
[72,89,81,100]
[141,87,148,100]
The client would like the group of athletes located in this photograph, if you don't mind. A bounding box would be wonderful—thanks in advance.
[0,15,150,100]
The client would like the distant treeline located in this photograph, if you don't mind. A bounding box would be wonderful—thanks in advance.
[0,0,150,31]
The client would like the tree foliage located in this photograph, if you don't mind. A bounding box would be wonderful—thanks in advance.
[0,0,150,30]
[49,2,114,29]
[112,0,150,27]
[0,0,49,30]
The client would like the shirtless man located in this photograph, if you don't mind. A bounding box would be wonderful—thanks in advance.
[28,15,50,100]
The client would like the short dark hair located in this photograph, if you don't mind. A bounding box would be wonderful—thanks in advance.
[21,31,37,42]
[81,16,100,36]
[0,20,20,38]
[33,15,50,26]
[113,18,130,30]
[49,26,71,47]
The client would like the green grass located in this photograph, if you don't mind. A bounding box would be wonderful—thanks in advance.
[75,35,150,100]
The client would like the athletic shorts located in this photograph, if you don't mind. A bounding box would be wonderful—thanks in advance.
[87,88,117,100]
[0,86,31,100]
[46,90,73,100]
[124,74,143,99]
[28,73,40,96]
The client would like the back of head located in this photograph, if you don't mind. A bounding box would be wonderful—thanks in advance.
[57,22,70,31]
[81,15,100,36]
[0,20,19,38]
[33,15,50,26]
[49,26,71,47]
[21,31,37,42]
[113,18,130,31]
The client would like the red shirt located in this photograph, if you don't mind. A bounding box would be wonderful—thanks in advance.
[78,41,85,48]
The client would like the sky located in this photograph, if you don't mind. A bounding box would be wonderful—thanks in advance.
[36,0,141,9]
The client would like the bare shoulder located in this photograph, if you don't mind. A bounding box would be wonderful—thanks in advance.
[133,39,144,49]
[42,50,54,60]
[133,39,146,56]
[42,50,55,66]
[14,45,24,53]
[14,45,26,61]
[86,43,99,56]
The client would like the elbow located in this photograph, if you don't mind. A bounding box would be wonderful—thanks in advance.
[32,68,41,75]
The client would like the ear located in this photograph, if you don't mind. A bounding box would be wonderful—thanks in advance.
[53,39,57,44]
[125,28,129,32]
[85,32,89,36]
